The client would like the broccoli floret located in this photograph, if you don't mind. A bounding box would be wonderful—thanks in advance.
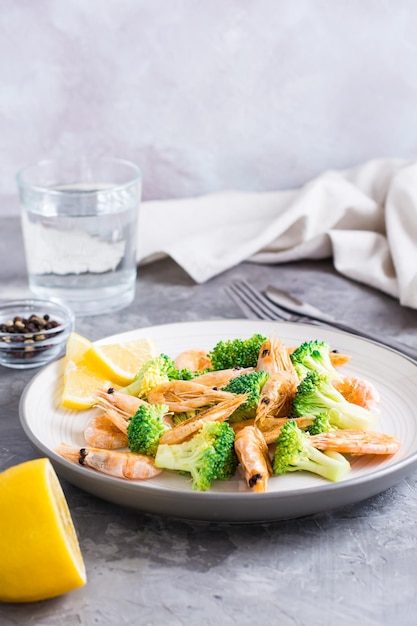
[154,421,238,491]
[126,403,170,457]
[292,371,378,431]
[174,368,199,381]
[305,412,332,435]
[221,370,270,422]
[290,340,343,381]
[122,354,195,399]
[123,354,175,398]
[273,420,350,482]
[208,333,267,370]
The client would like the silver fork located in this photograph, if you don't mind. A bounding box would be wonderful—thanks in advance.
[226,280,310,323]
[226,279,417,361]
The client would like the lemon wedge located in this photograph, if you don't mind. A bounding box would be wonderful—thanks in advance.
[65,331,92,363]
[61,333,157,409]
[61,361,113,410]
[0,458,86,603]
[61,332,113,410]
[84,336,158,386]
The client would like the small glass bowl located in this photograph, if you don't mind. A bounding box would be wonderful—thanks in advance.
[0,299,74,369]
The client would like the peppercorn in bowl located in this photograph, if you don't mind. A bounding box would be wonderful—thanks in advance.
[0,299,74,369]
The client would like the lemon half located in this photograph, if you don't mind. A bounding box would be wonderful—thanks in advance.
[0,458,86,603]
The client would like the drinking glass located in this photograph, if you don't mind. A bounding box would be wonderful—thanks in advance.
[17,157,141,316]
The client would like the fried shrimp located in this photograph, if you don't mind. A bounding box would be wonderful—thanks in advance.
[309,429,400,455]
[147,380,235,412]
[159,394,248,445]
[84,415,128,449]
[234,425,272,492]
[56,444,162,479]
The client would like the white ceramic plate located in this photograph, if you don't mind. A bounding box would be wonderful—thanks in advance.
[19,320,417,523]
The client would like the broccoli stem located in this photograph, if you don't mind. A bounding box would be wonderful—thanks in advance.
[292,448,350,482]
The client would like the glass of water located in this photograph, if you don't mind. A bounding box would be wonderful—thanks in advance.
[17,157,141,316]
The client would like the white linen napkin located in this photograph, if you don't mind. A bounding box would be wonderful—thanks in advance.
[137,158,417,309]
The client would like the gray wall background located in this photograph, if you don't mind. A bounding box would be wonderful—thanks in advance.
[1,0,417,216]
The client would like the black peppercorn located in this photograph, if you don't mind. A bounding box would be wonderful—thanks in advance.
[0,312,63,359]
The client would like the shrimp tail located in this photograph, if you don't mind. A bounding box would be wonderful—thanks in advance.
[56,443,82,464]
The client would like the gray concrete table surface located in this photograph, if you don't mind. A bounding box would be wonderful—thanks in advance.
[1,216,417,626]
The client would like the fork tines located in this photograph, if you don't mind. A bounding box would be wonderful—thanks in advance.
[226,280,292,321]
